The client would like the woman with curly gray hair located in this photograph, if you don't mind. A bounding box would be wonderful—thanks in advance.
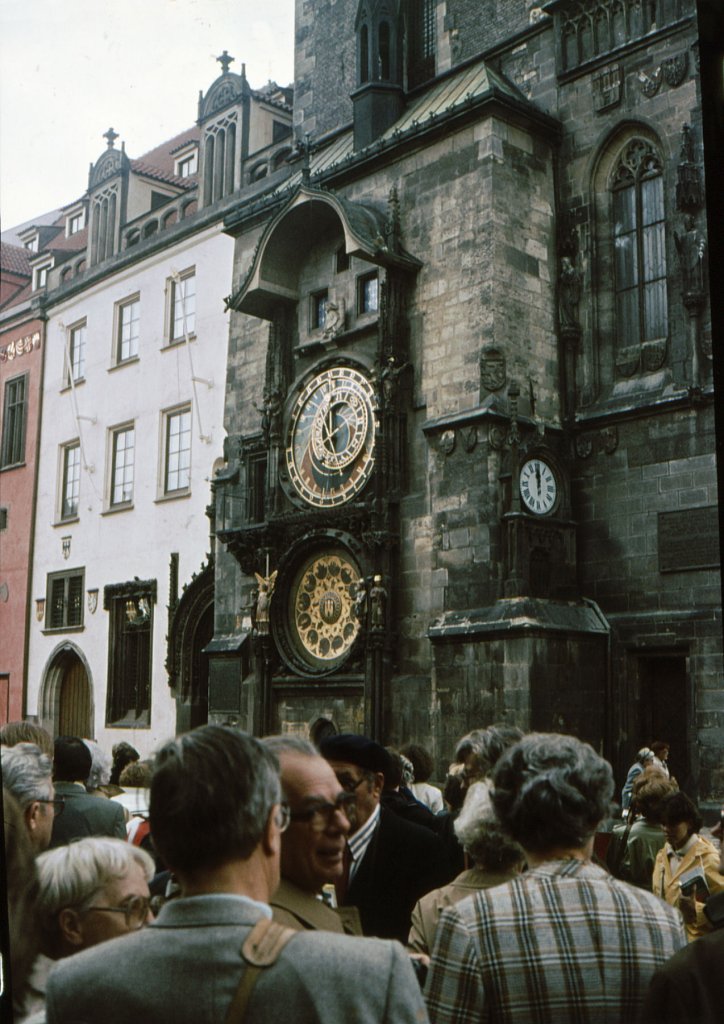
[425,733,689,1024]
[407,780,523,954]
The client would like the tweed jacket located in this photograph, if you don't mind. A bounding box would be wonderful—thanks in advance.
[49,781,127,846]
[45,893,429,1024]
[408,867,518,954]
[345,805,452,943]
[652,833,724,939]
[271,877,362,934]
[425,858,686,1024]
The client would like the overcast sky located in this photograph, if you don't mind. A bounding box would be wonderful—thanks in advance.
[0,0,295,230]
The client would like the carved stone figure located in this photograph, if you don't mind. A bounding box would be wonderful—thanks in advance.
[369,575,386,629]
[674,215,706,294]
[559,255,582,329]
[254,570,278,635]
[322,298,345,340]
[352,580,367,624]
[380,355,409,405]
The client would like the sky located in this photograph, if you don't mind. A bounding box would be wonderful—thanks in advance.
[0,0,295,231]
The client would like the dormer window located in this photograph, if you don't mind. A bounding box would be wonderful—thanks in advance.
[33,262,52,291]
[175,149,198,178]
[24,236,39,253]
[67,210,85,236]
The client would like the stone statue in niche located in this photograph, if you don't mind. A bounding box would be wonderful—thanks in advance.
[254,387,283,444]
[322,297,345,340]
[559,255,582,329]
[369,575,386,629]
[674,215,706,295]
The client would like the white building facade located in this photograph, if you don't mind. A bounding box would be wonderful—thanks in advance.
[20,57,294,756]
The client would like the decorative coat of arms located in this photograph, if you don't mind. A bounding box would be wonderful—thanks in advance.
[480,348,506,392]
[662,53,689,88]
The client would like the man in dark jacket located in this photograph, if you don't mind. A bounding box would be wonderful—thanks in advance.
[321,733,451,943]
[50,737,126,847]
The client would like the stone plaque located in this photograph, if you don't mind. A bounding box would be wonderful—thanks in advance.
[658,506,720,572]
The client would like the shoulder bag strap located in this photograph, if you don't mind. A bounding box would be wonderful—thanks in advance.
[223,917,297,1024]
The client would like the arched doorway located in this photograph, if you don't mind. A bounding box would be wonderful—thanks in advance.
[167,559,214,735]
[38,643,94,737]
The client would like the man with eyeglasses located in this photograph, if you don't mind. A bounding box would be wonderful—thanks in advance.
[45,725,429,1024]
[321,733,451,943]
[263,735,362,934]
[21,837,154,1021]
[1,741,60,852]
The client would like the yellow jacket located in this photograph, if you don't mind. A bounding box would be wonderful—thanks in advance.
[652,834,724,940]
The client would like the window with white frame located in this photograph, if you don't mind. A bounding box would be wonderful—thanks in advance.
[60,441,81,520]
[115,296,140,363]
[24,235,39,253]
[66,321,87,385]
[33,263,51,291]
[175,150,198,178]
[169,270,196,342]
[163,405,192,495]
[110,424,135,507]
[1,374,28,469]
[67,210,85,236]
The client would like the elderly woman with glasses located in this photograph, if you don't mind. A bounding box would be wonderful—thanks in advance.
[425,732,688,1024]
[21,837,154,1022]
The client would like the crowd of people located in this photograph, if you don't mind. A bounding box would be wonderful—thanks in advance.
[2,718,723,1023]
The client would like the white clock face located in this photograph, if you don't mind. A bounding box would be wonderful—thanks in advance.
[519,459,557,515]
[286,366,376,508]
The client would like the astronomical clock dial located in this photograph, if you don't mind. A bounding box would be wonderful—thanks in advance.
[519,458,558,515]
[290,551,361,668]
[286,366,376,508]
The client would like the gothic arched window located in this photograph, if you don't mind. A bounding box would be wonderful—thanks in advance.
[611,139,668,349]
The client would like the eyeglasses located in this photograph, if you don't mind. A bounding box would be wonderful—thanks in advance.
[335,774,367,794]
[288,792,357,831]
[38,797,65,816]
[83,895,151,930]
[275,803,291,833]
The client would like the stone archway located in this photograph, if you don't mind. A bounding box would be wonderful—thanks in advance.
[167,560,214,735]
[38,642,94,737]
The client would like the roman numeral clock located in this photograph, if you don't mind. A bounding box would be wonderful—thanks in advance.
[519,457,558,516]
[272,363,378,678]
[504,448,578,601]
[286,365,376,508]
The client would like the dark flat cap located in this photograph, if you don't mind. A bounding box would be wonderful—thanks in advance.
[320,733,391,777]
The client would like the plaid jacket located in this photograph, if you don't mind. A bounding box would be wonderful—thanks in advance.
[425,858,686,1024]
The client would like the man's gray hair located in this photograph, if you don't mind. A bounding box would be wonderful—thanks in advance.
[492,732,614,854]
[1,743,53,808]
[263,735,318,759]
[36,837,154,935]
[83,739,112,791]
[454,780,525,871]
[150,726,281,874]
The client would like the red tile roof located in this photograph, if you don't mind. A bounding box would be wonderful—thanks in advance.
[47,226,89,254]
[135,126,201,177]
[1,242,32,277]
[130,161,193,189]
